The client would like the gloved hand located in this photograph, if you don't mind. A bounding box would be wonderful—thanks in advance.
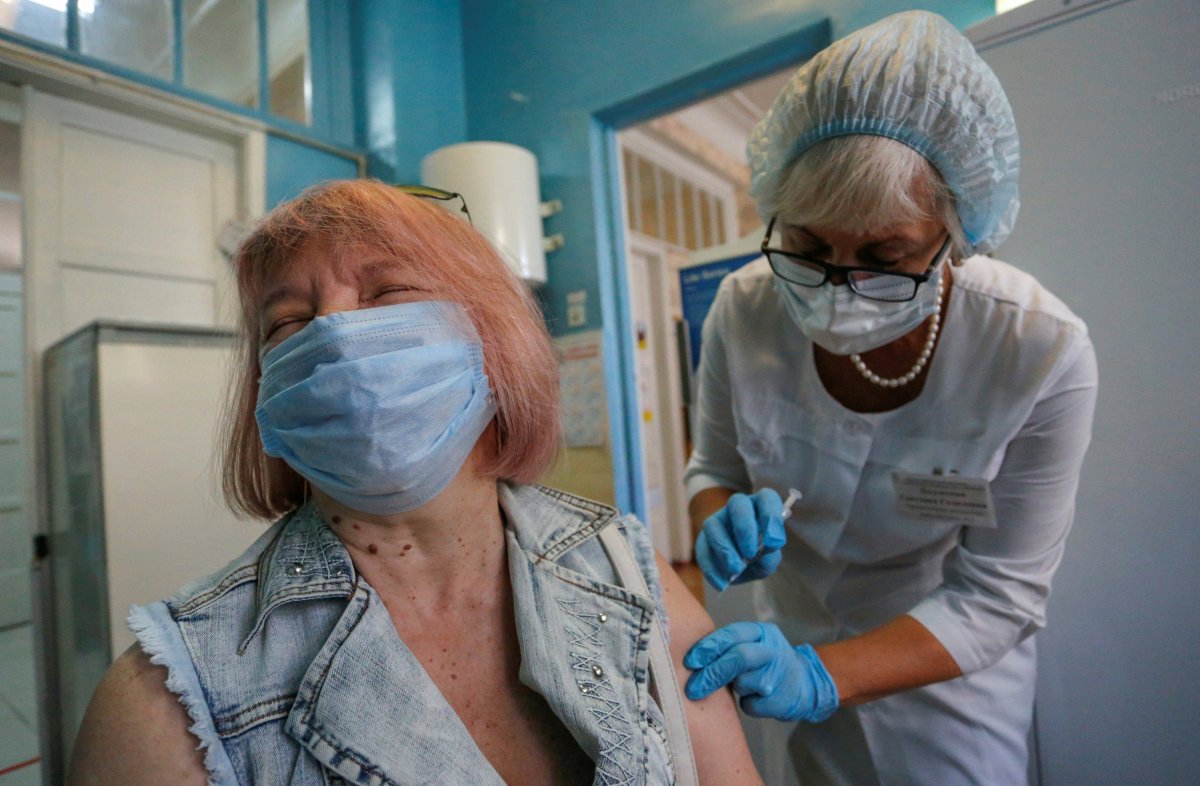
[683,621,839,723]
[695,489,786,591]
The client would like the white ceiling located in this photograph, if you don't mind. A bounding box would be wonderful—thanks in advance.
[665,66,796,164]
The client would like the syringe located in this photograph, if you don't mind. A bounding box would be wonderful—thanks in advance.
[781,487,803,519]
[725,487,803,587]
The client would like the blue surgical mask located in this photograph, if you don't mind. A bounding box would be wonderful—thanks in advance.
[256,300,496,515]
[774,267,943,355]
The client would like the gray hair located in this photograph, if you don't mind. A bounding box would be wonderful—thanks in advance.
[761,135,969,260]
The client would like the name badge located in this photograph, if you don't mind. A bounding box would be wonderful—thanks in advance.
[891,471,997,528]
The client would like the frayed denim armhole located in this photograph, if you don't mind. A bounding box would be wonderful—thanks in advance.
[128,602,240,786]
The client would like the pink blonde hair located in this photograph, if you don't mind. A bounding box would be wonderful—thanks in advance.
[222,179,561,519]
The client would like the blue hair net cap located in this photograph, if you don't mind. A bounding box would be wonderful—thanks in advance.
[748,11,1020,255]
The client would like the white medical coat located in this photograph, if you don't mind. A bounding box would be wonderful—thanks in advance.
[685,255,1097,785]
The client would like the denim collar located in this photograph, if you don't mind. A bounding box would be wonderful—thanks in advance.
[500,484,621,559]
[239,503,356,653]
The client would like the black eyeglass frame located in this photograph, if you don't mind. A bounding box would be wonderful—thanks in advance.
[393,184,473,225]
[761,216,952,302]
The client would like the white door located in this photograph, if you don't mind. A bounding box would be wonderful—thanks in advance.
[23,89,243,356]
[18,86,257,783]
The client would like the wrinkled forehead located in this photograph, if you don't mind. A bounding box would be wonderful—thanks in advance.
[236,191,481,332]
[320,237,460,283]
[245,233,411,300]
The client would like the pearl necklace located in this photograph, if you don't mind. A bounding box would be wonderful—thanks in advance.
[850,274,945,388]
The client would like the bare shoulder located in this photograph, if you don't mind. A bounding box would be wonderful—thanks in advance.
[655,553,763,786]
[68,644,209,786]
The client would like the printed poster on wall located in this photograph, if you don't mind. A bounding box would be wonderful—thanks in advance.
[679,252,759,372]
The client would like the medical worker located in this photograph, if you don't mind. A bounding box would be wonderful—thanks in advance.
[682,11,1097,785]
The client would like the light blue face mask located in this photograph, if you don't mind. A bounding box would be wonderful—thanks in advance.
[774,267,943,355]
[255,300,497,515]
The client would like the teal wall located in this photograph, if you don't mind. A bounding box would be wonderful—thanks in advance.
[266,134,361,207]
[268,0,472,208]
[351,0,468,184]
[308,0,358,146]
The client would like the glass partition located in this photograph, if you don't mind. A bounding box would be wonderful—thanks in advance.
[267,0,310,124]
[80,0,173,80]
[0,0,67,47]
[184,0,260,109]
[4,0,313,125]
[0,120,19,270]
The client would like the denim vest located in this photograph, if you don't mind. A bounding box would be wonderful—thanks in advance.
[129,484,679,785]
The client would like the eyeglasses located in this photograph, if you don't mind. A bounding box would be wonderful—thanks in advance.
[393,184,472,225]
[761,217,952,302]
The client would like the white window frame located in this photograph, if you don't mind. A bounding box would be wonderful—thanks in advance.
[619,127,739,250]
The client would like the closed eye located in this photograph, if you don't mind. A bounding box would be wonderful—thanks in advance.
[858,255,904,269]
[262,315,311,343]
[791,246,828,260]
[366,284,430,305]
[779,239,829,260]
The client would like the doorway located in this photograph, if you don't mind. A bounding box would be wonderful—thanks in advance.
[613,67,792,583]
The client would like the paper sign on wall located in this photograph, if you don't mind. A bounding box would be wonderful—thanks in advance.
[555,330,608,448]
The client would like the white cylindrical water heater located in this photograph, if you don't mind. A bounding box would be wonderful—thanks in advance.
[420,142,548,284]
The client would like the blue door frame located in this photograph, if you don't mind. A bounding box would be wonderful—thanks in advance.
[589,20,831,520]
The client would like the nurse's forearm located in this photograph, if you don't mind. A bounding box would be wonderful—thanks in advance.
[814,615,963,706]
[688,487,734,532]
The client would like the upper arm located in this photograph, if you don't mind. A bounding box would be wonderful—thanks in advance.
[68,644,209,786]
[655,552,763,786]
[968,339,1098,557]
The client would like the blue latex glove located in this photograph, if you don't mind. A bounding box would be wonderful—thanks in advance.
[694,490,786,591]
[683,622,839,723]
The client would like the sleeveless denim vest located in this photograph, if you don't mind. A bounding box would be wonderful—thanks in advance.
[129,484,679,785]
